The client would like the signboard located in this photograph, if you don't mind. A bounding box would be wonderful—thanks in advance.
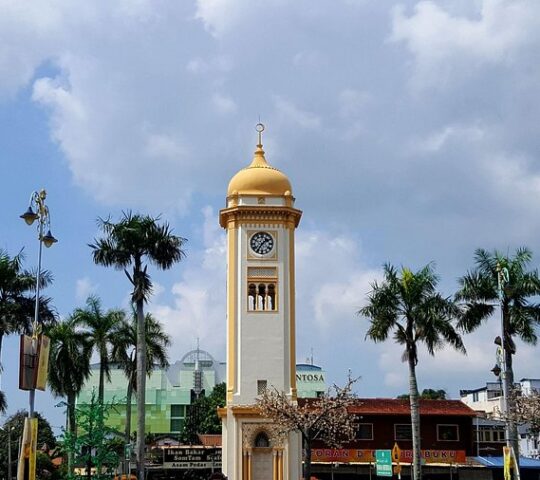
[163,448,222,469]
[311,449,466,465]
[375,450,393,477]
[19,335,50,391]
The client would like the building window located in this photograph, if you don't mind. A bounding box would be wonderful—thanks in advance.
[255,432,270,448]
[170,418,184,432]
[395,424,412,441]
[437,424,459,441]
[257,380,268,395]
[478,428,505,443]
[247,267,277,312]
[170,404,186,432]
[356,424,374,440]
[472,392,479,402]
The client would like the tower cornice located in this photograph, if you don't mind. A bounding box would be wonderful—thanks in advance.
[219,205,302,229]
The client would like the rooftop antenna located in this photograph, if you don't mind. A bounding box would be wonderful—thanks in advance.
[310,347,314,366]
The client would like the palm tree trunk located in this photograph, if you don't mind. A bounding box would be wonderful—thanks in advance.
[408,354,422,480]
[505,347,520,466]
[136,298,146,480]
[99,359,105,405]
[125,379,133,478]
[303,435,312,480]
[67,392,76,477]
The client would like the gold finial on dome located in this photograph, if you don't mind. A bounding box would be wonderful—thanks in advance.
[255,122,265,147]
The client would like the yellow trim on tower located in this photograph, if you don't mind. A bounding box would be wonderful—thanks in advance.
[289,225,297,400]
[227,224,237,403]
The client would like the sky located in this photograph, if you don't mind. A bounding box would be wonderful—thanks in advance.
[2,0,540,432]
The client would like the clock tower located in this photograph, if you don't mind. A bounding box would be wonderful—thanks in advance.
[219,125,302,480]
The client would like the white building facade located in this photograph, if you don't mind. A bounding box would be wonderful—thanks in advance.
[461,378,540,458]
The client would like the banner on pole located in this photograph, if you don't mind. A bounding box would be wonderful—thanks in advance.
[35,334,50,391]
[17,417,38,480]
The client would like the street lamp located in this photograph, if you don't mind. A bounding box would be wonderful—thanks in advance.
[18,189,57,480]
[20,189,57,415]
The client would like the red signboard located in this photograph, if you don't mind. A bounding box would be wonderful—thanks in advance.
[311,449,466,464]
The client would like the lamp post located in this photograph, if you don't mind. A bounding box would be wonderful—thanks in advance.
[19,189,57,417]
[18,190,57,480]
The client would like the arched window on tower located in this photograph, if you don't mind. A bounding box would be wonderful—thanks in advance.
[247,267,278,312]
[254,431,270,448]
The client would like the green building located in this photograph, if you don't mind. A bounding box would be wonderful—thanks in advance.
[77,349,326,436]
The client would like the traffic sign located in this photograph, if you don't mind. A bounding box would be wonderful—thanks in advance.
[375,450,393,477]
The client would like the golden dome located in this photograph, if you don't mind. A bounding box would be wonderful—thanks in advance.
[227,137,292,197]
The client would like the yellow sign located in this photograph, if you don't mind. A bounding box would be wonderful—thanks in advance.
[393,443,402,475]
[17,417,38,480]
[35,334,50,391]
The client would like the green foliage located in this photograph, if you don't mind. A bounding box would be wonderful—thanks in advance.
[90,212,187,304]
[181,383,226,443]
[457,247,540,345]
[397,389,447,400]
[73,296,125,404]
[0,410,58,480]
[61,391,120,480]
[361,263,466,364]
[0,248,56,375]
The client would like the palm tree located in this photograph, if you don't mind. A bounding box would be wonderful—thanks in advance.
[457,247,540,461]
[47,317,92,474]
[74,295,125,405]
[0,391,6,414]
[90,212,186,480]
[360,263,466,480]
[0,248,55,368]
[112,310,170,476]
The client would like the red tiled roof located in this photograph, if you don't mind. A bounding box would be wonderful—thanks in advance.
[347,398,477,416]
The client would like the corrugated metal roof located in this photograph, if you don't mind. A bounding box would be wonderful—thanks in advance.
[473,456,540,469]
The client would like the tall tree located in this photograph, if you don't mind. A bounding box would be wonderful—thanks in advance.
[181,382,227,444]
[0,248,55,367]
[74,295,125,405]
[47,316,92,475]
[111,310,170,475]
[90,212,186,480]
[360,263,465,480]
[0,410,56,480]
[397,388,447,400]
[457,247,540,460]
[257,378,357,480]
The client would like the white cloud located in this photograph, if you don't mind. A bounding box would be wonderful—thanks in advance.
[391,0,540,88]
[338,89,371,118]
[212,93,238,115]
[76,277,98,302]
[194,0,251,37]
[411,123,486,153]
[149,207,227,356]
[274,96,321,130]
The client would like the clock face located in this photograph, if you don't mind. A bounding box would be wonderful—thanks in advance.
[250,232,274,255]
